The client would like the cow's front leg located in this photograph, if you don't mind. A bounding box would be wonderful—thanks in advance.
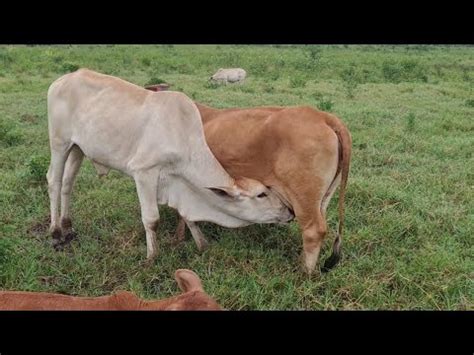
[134,172,160,260]
[184,219,209,252]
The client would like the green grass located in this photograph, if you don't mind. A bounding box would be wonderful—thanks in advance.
[0,45,473,310]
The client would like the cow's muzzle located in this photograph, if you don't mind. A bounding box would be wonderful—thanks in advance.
[280,207,295,224]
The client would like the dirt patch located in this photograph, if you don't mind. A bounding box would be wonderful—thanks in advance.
[20,113,39,124]
[38,275,61,287]
[28,215,50,238]
[110,230,141,252]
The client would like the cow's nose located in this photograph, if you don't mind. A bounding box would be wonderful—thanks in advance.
[288,208,295,220]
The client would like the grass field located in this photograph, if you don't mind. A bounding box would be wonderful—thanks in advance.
[0,45,472,310]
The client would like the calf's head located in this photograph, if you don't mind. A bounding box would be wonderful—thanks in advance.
[207,177,295,225]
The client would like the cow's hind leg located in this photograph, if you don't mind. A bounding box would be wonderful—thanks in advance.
[298,206,328,275]
[320,173,342,272]
[172,215,209,251]
[46,144,71,248]
[134,172,160,260]
[172,216,187,245]
[183,219,209,252]
[60,145,84,244]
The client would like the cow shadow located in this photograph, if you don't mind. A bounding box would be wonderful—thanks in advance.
[158,206,300,258]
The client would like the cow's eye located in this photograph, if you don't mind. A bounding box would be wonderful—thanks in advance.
[209,187,232,198]
[257,192,267,198]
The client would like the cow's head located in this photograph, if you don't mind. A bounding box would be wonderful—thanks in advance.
[209,68,224,81]
[206,177,295,225]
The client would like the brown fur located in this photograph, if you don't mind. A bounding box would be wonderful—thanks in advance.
[180,102,352,273]
[0,269,221,310]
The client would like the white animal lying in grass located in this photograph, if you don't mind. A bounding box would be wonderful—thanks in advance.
[210,68,247,84]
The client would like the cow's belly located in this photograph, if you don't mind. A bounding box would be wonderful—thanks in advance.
[71,133,135,175]
[69,109,144,174]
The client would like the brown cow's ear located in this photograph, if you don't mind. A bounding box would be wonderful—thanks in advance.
[145,84,170,92]
[175,269,204,293]
[144,85,158,92]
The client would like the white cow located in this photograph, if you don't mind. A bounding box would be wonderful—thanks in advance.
[210,68,247,84]
[46,69,294,258]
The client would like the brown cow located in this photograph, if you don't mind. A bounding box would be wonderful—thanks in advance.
[172,103,352,275]
[0,269,222,310]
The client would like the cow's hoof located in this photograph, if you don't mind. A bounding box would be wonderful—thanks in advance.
[144,250,158,266]
[302,265,316,276]
[51,229,64,250]
[142,257,156,268]
[63,230,77,244]
[196,239,209,253]
[320,252,341,273]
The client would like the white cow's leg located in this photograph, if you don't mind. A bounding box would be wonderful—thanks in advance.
[183,219,209,252]
[134,172,160,260]
[60,145,84,243]
[46,146,70,247]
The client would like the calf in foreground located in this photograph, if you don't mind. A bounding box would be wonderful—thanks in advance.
[0,270,221,310]
[46,69,294,258]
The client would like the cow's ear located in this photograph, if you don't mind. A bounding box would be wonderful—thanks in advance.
[175,269,203,293]
[207,186,239,198]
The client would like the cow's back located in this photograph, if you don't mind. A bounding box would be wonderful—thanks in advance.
[47,69,213,175]
[200,106,339,185]
[0,291,140,310]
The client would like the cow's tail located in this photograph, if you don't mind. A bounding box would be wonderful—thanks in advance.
[321,114,352,272]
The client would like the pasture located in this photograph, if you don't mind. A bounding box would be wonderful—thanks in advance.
[0,45,472,309]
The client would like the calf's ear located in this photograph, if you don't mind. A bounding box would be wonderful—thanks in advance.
[175,269,204,293]
[207,186,239,198]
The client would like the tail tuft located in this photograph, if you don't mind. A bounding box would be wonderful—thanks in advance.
[321,232,342,273]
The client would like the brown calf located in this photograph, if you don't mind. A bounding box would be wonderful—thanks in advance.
[172,103,352,274]
[0,269,221,310]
